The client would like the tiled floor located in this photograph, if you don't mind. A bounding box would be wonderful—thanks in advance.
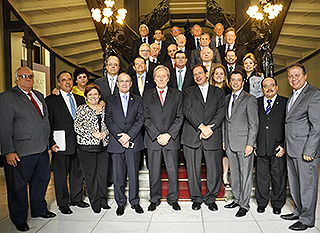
[1,168,320,233]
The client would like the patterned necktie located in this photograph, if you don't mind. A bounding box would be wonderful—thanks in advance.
[123,94,128,117]
[266,99,272,115]
[196,38,200,49]
[67,93,76,119]
[138,75,144,96]
[159,90,164,106]
[28,92,42,118]
[231,93,237,111]
[178,69,183,91]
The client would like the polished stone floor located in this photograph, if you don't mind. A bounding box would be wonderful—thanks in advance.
[1,168,320,233]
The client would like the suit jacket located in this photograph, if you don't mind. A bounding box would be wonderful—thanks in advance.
[164,36,176,46]
[128,61,156,82]
[155,40,168,63]
[181,84,226,150]
[285,83,320,158]
[186,37,199,51]
[224,90,258,152]
[94,76,118,101]
[130,71,156,97]
[143,87,184,150]
[168,67,195,91]
[257,95,287,156]
[163,59,175,71]
[132,36,154,61]
[210,36,226,48]
[105,92,144,154]
[45,93,85,156]
[0,86,50,157]
[225,64,244,81]
[218,43,248,67]
[189,47,222,68]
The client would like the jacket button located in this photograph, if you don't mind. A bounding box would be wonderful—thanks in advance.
[266,126,269,129]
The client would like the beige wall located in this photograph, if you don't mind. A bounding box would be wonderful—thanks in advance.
[0,0,5,92]
[140,0,161,15]
[54,57,75,88]
[11,32,24,87]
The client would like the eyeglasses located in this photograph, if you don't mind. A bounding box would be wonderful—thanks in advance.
[263,83,275,88]
[172,29,180,32]
[18,74,34,79]
[140,50,150,53]
[107,63,119,67]
[118,80,131,83]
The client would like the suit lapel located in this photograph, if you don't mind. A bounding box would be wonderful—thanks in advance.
[163,87,173,107]
[152,88,163,108]
[204,85,214,113]
[194,85,205,107]
[15,87,44,118]
[230,90,244,117]
[57,93,73,119]
[287,84,309,116]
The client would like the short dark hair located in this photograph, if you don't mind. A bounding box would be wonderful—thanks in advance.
[84,84,101,97]
[57,71,72,82]
[192,64,208,74]
[287,63,306,75]
[262,77,278,86]
[174,51,186,59]
[73,67,90,82]
[230,70,244,81]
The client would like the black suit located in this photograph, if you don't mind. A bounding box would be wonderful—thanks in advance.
[128,61,156,82]
[130,71,156,97]
[143,87,183,204]
[255,95,288,209]
[163,59,175,71]
[186,37,199,51]
[189,47,222,68]
[181,84,226,204]
[218,43,248,67]
[132,36,154,61]
[45,92,86,208]
[168,67,195,91]
[94,76,118,101]
[105,92,144,206]
[225,64,244,81]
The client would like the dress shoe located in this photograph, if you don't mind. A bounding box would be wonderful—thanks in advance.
[70,201,90,208]
[15,222,29,232]
[148,202,160,211]
[131,204,144,214]
[59,206,73,215]
[224,201,240,209]
[171,202,181,211]
[33,211,57,218]
[273,208,281,215]
[280,213,299,221]
[257,206,265,213]
[192,202,201,210]
[289,221,312,231]
[235,207,248,217]
[116,206,125,216]
[208,202,218,211]
[101,203,111,209]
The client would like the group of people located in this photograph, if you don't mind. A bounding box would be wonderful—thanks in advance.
[0,22,320,233]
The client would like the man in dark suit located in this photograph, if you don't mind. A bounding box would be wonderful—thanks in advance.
[45,71,89,215]
[255,77,287,215]
[163,44,178,71]
[200,47,220,74]
[218,27,247,67]
[132,24,153,61]
[223,70,258,217]
[168,51,195,91]
[143,65,184,211]
[224,50,243,81]
[149,43,162,65]
[210,23,225,48]
[130,56,155,97]
[105,73,145,216]
[280,63,320,231]
[164,26,181,45]
[95,56,120,101]
[153,30,168,63]
[0,67,56,231]
[182,64,226,211]
[176,34,191,59]
[186,24,202,51]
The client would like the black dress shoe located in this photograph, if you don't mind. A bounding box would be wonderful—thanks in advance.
[131,204,144,214]
[257,206,265,213]
[59,206,73,215]
[192,202,201,210]
[148,202,159,211]
[289,221,312,231]
[101,203,111,209]
[235,207,248,217]
[208,202,218,211]
[116,206,125,216]
[280,213,299,220]
[171,202,181,211]
[15,222,29,232]
[224,201,240,209]
[33,211,57,218]
[273,208,281,215]
[70,201,90,208]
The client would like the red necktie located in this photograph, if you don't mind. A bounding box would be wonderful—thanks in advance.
[28,92,43,118]
[173,63,176,69]
[159,90,164,106]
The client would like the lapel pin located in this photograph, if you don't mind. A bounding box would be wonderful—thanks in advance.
[130,97,133,101]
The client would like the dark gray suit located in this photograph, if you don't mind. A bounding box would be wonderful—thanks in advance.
[224,90,258,210]
[0,86,51,225]
[189,47,221,69]
[285,83,320,226]
[94,76,118,101]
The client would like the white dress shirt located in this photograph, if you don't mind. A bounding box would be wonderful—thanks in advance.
[198,81,209,103]
[228,88,242,117]
[60,89,77,116]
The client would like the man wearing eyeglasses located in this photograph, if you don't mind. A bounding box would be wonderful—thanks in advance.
[0,67,56,231]
[165,26,181,45]
[255,77,287,215]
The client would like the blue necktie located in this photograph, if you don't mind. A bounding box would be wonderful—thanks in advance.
[67,93,76,119]
[266,99,272,115]
[123,95,128,117]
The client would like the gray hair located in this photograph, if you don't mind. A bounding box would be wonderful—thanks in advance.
[14,67,33,81]
[153,65,170,79]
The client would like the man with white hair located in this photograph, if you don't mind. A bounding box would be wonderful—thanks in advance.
[132,24,153,61]
[176,34,191,59]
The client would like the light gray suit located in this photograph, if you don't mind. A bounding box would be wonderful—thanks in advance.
[285,82,320,226]
[224,90,258,210]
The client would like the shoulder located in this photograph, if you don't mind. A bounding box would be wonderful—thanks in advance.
[94,77,105,84]
[74,93,85,102]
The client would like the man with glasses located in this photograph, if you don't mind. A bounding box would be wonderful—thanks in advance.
[132,24,153,61]
[0,67,56,231]
[165,26,181,45]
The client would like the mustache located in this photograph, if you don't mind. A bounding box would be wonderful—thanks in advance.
[266,90,274,93]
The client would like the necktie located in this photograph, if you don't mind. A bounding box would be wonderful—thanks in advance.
[138,75,144,96]
[218,37,222,47]
[205,64,210,72]
[28,92,42,118]
[142,38,146,43]
[110,77,114,94]
[229,66,233,73]
[231,93,237,111]
[173,62,176,69]
[67,93,77,119]
[196,38,200,49]
[226,44,230,52]
[178,70,183,91]
[288,91,298,111]
[266,99,272,115]
[159,90,164,106]
[123,95,128,117]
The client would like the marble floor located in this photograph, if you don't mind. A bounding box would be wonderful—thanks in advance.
[1,168,320,233]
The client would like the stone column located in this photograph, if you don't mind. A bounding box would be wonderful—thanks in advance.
[23,27,36,69]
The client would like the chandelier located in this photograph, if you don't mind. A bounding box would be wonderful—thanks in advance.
[91,0,127,25]
[246,0,283,21]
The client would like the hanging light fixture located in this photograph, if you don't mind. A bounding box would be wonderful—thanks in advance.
[91,0,127,26]
[246,0,283,21]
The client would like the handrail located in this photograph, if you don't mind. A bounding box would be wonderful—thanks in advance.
[206,0,236,29]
